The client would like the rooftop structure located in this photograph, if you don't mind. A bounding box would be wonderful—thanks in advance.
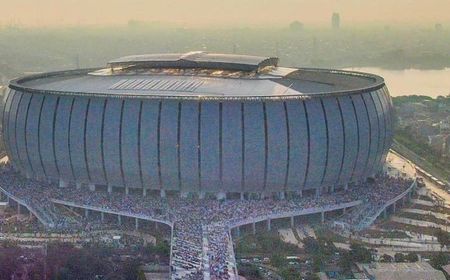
[10,52,384,99]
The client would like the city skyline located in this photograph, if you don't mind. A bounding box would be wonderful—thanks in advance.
[2,0,450,27]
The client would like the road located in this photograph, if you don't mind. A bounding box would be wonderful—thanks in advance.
[388,152,450,206]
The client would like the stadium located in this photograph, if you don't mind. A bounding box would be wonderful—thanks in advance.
[0,52,416,280]
[3,51,393,198]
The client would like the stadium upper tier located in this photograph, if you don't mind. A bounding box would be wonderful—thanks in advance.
[2,52,393,196]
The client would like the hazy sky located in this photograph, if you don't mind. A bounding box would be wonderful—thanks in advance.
[2,0,450,27]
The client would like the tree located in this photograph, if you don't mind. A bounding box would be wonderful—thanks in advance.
[394,253,405,262]
[279,267,302,280]
[137,269,146,280]
[405,253,418,262]
[338,251,352,274]
[238,263,261,279]
[349,243,373,263]
[303,237,319,254]
[435,229,450,249]
[430,252,449,269]
[380,254,393,263]
[270,254,284,268]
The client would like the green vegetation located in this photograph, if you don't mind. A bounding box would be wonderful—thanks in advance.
[361,229,410,239]
[435,229,450,249]
[394,252,418,263]
[235,232,301,257]
[413,203,450,215]
[0,242,149,280]
[144,239,170,257]
[392,95,450,182]
[382,221,442,236]
[392,95,434,107]
[430,252,449,270]
[339,243,375,275]
[237,263,262,280]
[394,129,450,182]
[398,212,450,226]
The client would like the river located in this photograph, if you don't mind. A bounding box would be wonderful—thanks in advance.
[344,67,450,98]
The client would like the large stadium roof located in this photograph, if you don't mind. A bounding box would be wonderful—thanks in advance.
[107,51,279,72]
[10,52,385,100]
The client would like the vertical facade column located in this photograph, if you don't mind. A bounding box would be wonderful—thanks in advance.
[125,187,129,195]
[118,215,122,225]
[252,223,256,235]
[84,209,89,218]
[393,202,396,213]
[17,203,21,215]
[240,192,245,200]
[107,185,113,194]
[135,218,139,231]
[199,191,205,199]
[160,190,166,198]
[101,212,105,222]
[279,192,285,200]
[216,192,226,200]
[142,188,147,197]
[59,179,68,188]
[344,184,349,191]
[321,211,325,223]
[267,219,271,231]
[76,182,82,190]
[236,227,240,237]
[315,188,321,198]
[290,216,295,227]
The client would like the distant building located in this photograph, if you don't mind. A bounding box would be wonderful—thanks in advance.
[332,13,340,29]
[412,119,438,140]
[440,117,450,133]
[289,21,304,32]
[357,262,446,280]
[428,134,447,154]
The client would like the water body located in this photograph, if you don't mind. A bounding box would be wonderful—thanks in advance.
[344,67,450,98]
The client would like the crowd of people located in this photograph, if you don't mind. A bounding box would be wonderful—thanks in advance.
[0,165,414,280]
[336,176,415,231]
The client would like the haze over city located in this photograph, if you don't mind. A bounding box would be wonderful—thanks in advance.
[2,0,450,27]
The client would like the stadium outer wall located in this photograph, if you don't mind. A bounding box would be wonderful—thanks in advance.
[2,70,394,197]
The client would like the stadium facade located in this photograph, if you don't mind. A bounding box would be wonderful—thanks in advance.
[2,52,393,198]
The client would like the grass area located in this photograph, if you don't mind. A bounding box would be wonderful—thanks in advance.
[235,231,302,258]
[412,203,450,215]
[360,229,410,239]
[314,227,348,243]
[381,221,440,237]
[398,212,450,226]
[415,195,434,202]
